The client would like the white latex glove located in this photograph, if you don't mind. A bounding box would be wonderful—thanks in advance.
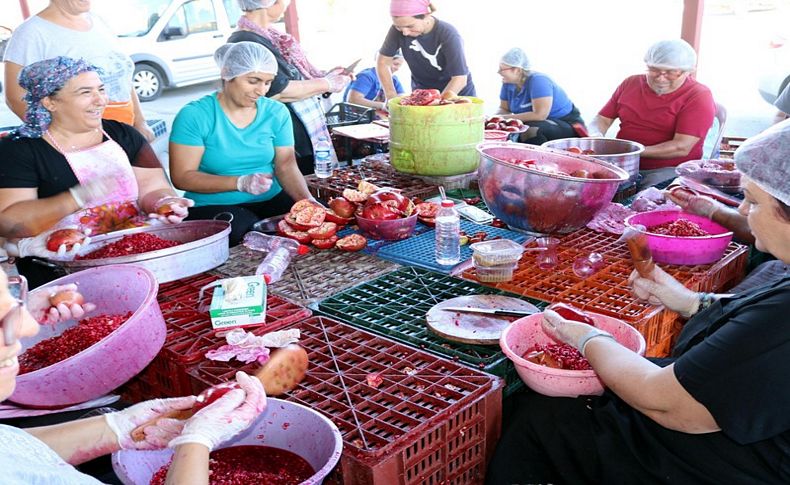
[6,226,92,258]
[68,177,120,209]
[148,196,194,224]
[323,70,352,93]
[28,283,96,324]
[541,309,617,357]
[665,188,720,219]
[105,396,198,450]
[236,173,273,195]
[628,266,700,317]
[169,371,267,451]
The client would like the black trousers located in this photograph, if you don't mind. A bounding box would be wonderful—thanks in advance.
[518,105,585,146]
[186,190,296,246]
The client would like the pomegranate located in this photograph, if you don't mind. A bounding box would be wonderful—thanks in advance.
[193,382,240,412]
[76,233,179,260]
[367,189,414,216]
[361,202,400,221]
[46,229,87,252]
[328,197,356,218]
[49,290,84,308]
[547,303,596,326]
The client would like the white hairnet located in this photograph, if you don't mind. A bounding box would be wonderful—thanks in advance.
[501,48,530,70]
[214,42,278,80]
[236,0,276,11]
[734,119,790,206]
[644,39,697,71]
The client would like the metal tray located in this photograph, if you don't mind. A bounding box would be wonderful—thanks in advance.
[50,221,231,283]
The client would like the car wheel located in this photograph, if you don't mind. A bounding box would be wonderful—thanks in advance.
[133,63,164,102]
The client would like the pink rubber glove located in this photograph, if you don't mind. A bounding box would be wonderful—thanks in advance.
[148,196,194,224]
[236,173,273,195]
[104,396,198,450]
[628,266,700,317]
[28,283,96,324]
[169,371,267,451]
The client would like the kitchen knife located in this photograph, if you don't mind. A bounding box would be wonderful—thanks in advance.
[322,58,362,98]
[441,307,539,318]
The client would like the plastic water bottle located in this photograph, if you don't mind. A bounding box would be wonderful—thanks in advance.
[314,136,333,179]
[435,200,460,265]
[242,232,308,284]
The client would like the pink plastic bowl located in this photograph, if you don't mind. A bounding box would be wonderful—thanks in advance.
[625,210,733,265]
[112,398,343,485]
[500,312,646,397]
[484,130,510,141]
[11,265,165,407]
[356,213,418,240]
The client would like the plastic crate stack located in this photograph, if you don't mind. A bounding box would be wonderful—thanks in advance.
[116,273,311,402]
[188,316,503,485]
[460,228,749,357]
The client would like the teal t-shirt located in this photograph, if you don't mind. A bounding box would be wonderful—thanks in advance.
[170,92,294,206]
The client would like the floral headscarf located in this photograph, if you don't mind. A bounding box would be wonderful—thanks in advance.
[16,56,103,138]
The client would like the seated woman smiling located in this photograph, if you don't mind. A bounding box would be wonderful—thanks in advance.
[0,57,192,287]
[169,42,315,245]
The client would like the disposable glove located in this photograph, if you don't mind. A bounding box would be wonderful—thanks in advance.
[148,196,194,224]
[629,266,700,317]
[6,226,91,258]
[323,70,352,93]
[236,173,273,195]
[665,188,720,219]
[541,309,616,357]
[28,283,96,324]
[168,371,266,451]
[104,396,198,450]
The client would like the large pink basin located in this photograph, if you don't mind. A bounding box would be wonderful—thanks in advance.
[500,312,645,397]
[11,265,164,407]
[625,210,733,265]
[112,398,343,485]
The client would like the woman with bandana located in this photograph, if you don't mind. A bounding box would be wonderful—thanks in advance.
[378,0,475,103]
[3,0,155,141]
[0,57,192,288]
[228,0,353,176]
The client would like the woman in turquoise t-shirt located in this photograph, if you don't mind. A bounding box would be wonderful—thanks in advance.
[496,47,585,145]
[170,42,315,244]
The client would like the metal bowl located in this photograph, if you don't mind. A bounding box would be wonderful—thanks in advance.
[50,220,231,283]
[542,137,644,183]
[477,142,628,234]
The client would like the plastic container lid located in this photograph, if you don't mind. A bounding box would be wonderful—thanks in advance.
[470,239,525,266]
[441,199,454,208]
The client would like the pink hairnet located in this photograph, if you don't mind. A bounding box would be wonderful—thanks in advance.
[734,119,790,206]
[390,0,431,17]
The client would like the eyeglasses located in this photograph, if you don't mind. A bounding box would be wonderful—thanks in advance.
[2,276,27,347]
[497,66,516,75]
[646,67,685,80]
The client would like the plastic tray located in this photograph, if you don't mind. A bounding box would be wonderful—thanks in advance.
[117,273,312,398]
[304,160,439,202]
[460,228,749,357]
[317,266,547,396]
[375,220,531,274]
[188,316,503,485]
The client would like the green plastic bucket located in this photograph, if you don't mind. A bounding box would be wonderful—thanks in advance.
[388,97,484,176]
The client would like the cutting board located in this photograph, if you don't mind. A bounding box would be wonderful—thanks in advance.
[332,123,390,141]
[425,295,540,345]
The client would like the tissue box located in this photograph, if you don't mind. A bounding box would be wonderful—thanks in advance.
[209,276,267,330]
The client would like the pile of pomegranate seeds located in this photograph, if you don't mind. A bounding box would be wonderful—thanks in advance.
[149,445,315,485]
[18,312,131,373]
[77,233,180,260]
[524,343,592,371]
[648,218,710,237]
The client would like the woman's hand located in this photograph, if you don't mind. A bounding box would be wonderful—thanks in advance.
[665,188,719,219]
[148,196,194,224]
[28,283,96,324]
[236,173,273,195]
[6,226,91,258]
[323,70,352,93]
[541,309,617,357]
[169,371,267,451]
[104,396,198,451]
[629,266,700,317]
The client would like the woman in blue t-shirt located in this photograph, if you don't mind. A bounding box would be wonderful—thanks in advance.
[345,51,406,112]
[496,47,585,145]
[170,42,315,245]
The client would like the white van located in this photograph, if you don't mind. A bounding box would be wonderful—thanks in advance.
[95,0,243,101]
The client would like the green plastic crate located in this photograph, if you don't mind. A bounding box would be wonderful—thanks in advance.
[318,266,547,396]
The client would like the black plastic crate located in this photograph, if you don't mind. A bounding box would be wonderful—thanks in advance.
[326,102,376,129]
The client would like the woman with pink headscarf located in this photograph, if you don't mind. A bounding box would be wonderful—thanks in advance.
[377,0,475,104]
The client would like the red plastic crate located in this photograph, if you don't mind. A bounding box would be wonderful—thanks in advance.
[119,273,312,398]
[461,229,749,358]
[188,316,503,485]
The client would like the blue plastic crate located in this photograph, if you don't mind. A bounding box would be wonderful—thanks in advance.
[375,220,532,273]
[336,221,434,255]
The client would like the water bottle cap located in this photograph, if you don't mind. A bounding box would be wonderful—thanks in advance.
[441,200,454,208]
[297,244,310,255]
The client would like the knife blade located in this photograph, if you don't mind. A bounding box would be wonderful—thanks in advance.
[342,58,362,75]
[441,307,539,318]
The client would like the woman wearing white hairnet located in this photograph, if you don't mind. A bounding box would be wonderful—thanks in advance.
[169,42,315,245]
[495,47,585,145]
[487,121,790,484]
[588,39,715,188]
